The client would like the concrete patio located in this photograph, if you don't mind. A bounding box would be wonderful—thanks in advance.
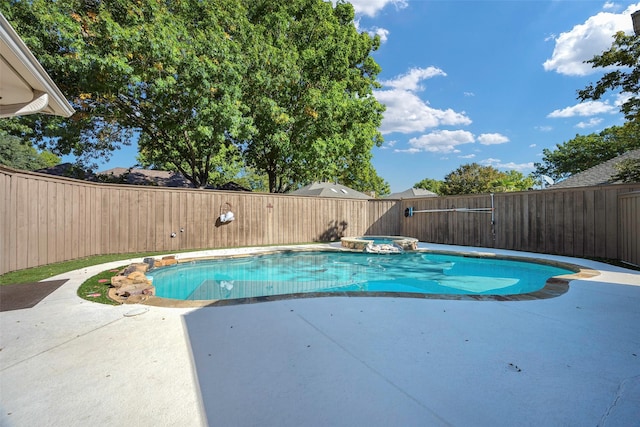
[1,244,639,426]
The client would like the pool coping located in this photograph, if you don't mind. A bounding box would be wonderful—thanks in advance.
[116,245,601,308]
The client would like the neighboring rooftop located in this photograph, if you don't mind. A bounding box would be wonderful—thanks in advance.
[387,187,438,199]
[213,181,252,192]
[549,148,640,189]
[97,167,194,188]
[289,182,371,199]
[35,162,95,181]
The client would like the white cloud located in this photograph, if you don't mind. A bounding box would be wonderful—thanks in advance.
[529,143,537,148]
[380,139,397,150]
[347,0,408,17]
[615,92,632,106]
[543,3,640,76]
[481,158,501,166]
[459,154,476,159]
[337,0,407,42]
[464,91,475,97]
[376,90,472,134]
[400,130,475,154]
[381,67,447,91]
[372,27,390,43]
[500,161,535,172]
[576,117,604,128]
[394,147,421,154]
[547,100,616,118]
[375,67,472,134]
[535,125,553,132]
[481,158,535,172]
[477,133,510,145]
[355,19,391,43]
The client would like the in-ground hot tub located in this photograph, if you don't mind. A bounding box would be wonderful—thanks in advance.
[341,235,419,252]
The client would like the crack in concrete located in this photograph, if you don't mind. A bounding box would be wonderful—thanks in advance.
[599,375,640,426]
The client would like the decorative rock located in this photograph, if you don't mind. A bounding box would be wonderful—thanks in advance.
[122,263,149,276]
[110,255,174,304]
[110,275,129,288]
[115,282,151,297]
[126,271,149,283]
[153,258,177,267]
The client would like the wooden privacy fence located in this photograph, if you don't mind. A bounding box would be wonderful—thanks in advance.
[401,183,640,264]
[1,165,639,275]
[0,167,400,275]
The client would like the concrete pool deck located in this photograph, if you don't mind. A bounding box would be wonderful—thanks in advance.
[1,243,639,426]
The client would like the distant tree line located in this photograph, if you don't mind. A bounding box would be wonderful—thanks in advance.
[0,131,59,170]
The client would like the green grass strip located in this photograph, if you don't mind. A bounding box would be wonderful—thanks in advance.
[0,252,175,285]
[77,266,127,306]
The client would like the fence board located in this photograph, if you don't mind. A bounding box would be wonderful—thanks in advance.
[619,192,640,266]
[8,174,18,272]
[605,188,619,258]
[563,191,574,255]
[37,179,48,265]
[0,172,7,275]
[15,177,28,270]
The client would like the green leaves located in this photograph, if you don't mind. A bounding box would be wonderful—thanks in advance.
[414,178,443,195]
[612,158,640,183]
[438,163,534,195]
[0,132,60,170]
[579,31,640,122]
[5,0,386,192]
[241,0,386,193]
[534,123,640,181]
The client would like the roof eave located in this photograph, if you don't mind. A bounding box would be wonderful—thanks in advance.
[0,13,74,118]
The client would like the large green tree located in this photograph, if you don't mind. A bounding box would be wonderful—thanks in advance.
[441,163,502,195]
[3,0,252,188]
[490,170,535,192]
[240,0,386,193]
[534,123,640,181]
[414,178,443,195]
[0,132,60,170]
[439,163,533,195]
[3,0,388,192]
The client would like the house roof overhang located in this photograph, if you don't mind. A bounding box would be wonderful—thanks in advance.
[0,13,74,118]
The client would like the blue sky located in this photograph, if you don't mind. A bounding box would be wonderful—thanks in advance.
[358,0,639,192]
[80,1,640,193]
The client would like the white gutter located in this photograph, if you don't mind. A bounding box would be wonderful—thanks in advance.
[0,13,74,118]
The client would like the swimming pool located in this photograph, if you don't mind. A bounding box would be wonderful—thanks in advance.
[148,250,576,302]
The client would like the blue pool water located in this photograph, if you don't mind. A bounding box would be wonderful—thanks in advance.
[149,251,575,301]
